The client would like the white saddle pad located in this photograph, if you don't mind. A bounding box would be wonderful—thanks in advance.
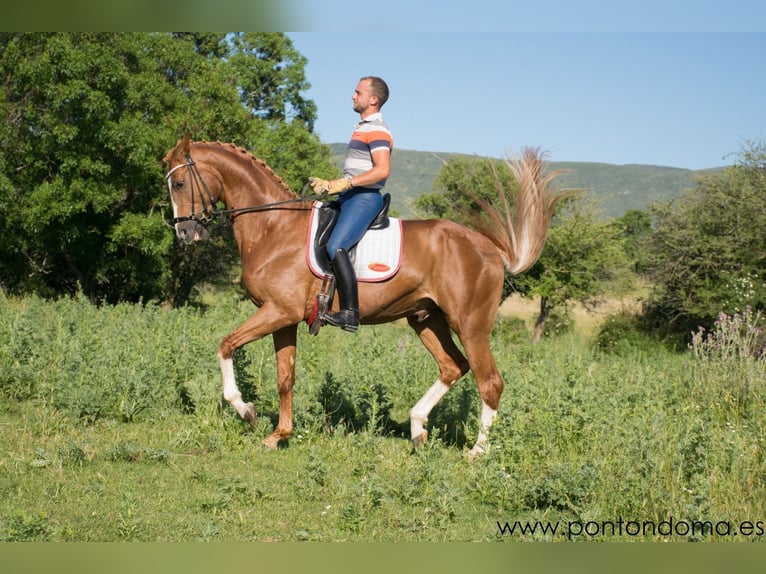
[306,202,403,282]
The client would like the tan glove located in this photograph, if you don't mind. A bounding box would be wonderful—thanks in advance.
[309,176,353,195]
[309,177,331,194]
[326,176,353,194]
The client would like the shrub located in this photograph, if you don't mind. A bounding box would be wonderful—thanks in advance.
[595,311,655,354]
[491,317,529,346]
[688,307,766,420]
[308,372,394,435]
[542,309,573,339]
[690,307,765,363]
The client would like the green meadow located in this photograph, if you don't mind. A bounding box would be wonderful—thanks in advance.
[1,292,764,541]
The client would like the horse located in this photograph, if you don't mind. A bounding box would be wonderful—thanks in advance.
[163,133,566,456]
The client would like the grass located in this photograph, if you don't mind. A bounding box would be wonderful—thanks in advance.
[0,404,481,541]
[1,292,765,541]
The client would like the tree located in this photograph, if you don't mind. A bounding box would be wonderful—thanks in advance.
[0,32,333,305]
[414,155,516,222]
[417,153,628,341]
[613,208,653,273]
[509,198,632,342]
[643,140,766,336]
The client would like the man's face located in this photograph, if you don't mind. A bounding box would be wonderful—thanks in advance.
[352,79,376,115]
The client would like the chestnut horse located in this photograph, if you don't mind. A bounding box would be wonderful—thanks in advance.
[163,134,565,456]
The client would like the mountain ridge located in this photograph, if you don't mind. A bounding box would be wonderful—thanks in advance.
[329,143,723,219]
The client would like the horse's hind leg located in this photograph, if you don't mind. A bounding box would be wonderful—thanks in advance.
[453,321,504,458]
[466,352,503,458]
[407,312,470,448]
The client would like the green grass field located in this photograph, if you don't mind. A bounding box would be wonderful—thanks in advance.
[1,292,765,541]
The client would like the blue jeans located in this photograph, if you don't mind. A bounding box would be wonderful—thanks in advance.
[326,189,384,259]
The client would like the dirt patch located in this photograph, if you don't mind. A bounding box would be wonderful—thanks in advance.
[498,294,643,336]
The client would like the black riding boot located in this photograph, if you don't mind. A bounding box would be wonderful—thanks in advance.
[325,248,359,333]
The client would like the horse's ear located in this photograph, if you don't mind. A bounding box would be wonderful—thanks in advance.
[182,132,191,153]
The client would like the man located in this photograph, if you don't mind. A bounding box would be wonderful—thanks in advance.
[310,76,393,333]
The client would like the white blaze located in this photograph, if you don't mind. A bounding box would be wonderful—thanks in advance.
[165,163,185,234]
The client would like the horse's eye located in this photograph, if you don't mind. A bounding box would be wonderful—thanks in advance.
[173,180,185,191]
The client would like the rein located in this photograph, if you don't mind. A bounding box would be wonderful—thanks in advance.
[166,154,325,226]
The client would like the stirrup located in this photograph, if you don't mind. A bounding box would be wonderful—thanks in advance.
[308,274,335,336]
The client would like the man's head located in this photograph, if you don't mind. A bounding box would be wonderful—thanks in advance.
[353,76,389,116]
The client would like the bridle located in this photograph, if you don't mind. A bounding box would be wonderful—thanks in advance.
[165,152,322,226]
[166,153,219,225]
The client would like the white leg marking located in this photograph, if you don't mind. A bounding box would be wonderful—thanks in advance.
[468,401,498,458]
[218,352,251,419]
[410,379,450,441]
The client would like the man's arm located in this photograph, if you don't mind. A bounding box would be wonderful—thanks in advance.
[346,148,390,188]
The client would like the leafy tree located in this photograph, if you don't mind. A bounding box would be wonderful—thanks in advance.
[509,198,632,342]
[0,32,333,305]
[613,208,653,273]
[414,155,516,222]
[227,32,318,128]
[643,140,766,337]
[417,154,629,341]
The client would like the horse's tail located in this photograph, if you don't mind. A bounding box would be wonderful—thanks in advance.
[473,147,572,275]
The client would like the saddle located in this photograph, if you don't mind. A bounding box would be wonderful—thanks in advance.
[313,193,391,272]
[307,193,401,335]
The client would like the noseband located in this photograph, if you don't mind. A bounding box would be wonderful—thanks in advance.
[166,154,218,226]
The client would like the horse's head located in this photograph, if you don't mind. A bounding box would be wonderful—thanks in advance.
[163,134,222,244]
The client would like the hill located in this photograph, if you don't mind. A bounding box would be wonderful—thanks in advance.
[330,143,722,219]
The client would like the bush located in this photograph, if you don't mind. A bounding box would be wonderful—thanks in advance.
[690,307,765,362]
[308,372,394,435]
[491,317,529,346]
[688,307,766,420]
[595,311,654,354]
[0,292,227,422]
[542,309,573,339]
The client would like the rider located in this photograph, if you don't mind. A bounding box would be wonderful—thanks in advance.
[310,76,393,333]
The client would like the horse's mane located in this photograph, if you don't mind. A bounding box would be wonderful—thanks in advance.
[195,140,295,196]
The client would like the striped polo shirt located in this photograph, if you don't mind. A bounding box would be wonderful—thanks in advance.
[343,112,393,190]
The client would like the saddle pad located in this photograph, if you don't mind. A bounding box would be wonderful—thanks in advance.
[306,202,403,282]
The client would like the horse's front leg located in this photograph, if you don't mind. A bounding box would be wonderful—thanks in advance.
[218,350,256,424]
[261,325,297,450]
[217,306,298,448]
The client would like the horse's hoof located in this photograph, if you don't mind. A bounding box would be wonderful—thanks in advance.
[260,435,280,450]
[412,431,428,449]
[466,445,486,459]
[242,402,257,427]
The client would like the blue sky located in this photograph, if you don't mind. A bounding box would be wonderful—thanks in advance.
[288,31,764,170]
[285,2,765,169]
[288,0,766,34]
[9,1,760,171]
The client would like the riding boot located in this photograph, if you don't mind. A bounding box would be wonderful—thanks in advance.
[325,248,359,333]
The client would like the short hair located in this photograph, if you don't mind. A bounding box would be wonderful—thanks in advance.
[361,76,389,108]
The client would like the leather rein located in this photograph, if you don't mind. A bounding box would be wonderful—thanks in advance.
[165,153,323,226]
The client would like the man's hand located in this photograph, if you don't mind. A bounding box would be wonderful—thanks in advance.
[309,177,331,194]
[327,177,353,194]
[309,176,353,195]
